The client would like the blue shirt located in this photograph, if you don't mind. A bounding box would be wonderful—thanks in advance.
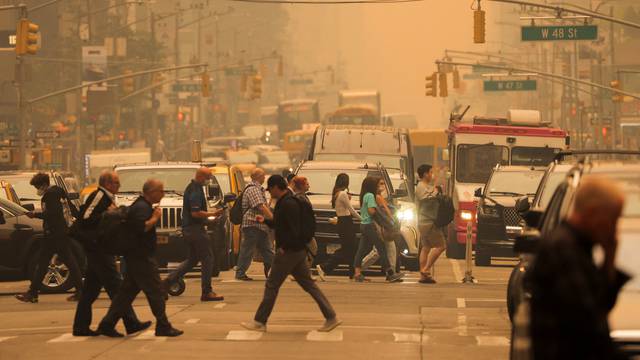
[360,192,377,225]
[182,180,206,227]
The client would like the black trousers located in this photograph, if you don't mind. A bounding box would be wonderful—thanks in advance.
[73,250,141,331]
[99,255,171,330]
[29,232,83,296]
[322,216,356,275]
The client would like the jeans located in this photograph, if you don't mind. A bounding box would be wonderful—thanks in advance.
[354,223,392,272]
[255,249,336,324]
[166,226,214,294]
[236,227,274,278]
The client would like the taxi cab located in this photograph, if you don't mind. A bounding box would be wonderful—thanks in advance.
[210,164,244,269]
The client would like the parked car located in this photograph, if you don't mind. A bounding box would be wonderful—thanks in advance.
[209,164,244,270]
[0,171,40,211]
[474,165,545,266]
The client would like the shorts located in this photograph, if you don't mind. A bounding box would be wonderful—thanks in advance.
[419,223,445,248]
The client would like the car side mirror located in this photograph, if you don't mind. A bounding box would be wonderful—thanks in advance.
[515,196,530,215]
[207,184,221,200]
[393,188,408,198]
[67,192,80,201]
[223,193,237,203]
[0,211,5,225]
[22,203,35,212]
[514,230,540,254]
[474,188,483,198]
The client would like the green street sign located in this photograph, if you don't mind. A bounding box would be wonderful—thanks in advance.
[521,25,598,41]
[172,83,201,92]
[484,80,537,92]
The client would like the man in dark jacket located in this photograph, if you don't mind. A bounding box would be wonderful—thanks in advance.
[16,172,83,303]
[241,175,340,333]
[97,179,182,337]
[71,171,151,336]
[529,177,630,360]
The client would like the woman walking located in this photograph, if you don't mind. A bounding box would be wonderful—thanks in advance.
[352,176,404,283]
[360,178,399,272]
[316,174,360,279]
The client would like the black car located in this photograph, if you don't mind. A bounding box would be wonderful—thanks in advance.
[0,198,84,293]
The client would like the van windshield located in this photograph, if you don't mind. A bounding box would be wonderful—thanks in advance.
[456,144,509,184]
[511,147,560,166]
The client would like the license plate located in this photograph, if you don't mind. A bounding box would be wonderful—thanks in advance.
[157,235,169,245]
[326,244,341,254]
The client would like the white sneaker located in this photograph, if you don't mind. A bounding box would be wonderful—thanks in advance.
[241,320,266,332]
[316,265,326,282]
[318,318,342,332]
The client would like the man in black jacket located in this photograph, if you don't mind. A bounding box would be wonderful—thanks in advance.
[16,173,83,303]
[529,177,630,360]
[241,175,340,333]
[97,179,182,337]
[72,171,151,336]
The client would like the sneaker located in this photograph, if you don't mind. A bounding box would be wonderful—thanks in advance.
[419,276,437,284]
[201,292,224,302]
[316,265,326,282]
[386,272,404,283]
[318,318,342,332]
[241,320,266,332]
[235,274,254,281]
[353,274,367,282]
[155,326,184,337]
[15,292,38,303]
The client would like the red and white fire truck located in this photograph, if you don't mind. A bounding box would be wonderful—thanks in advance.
[445,109,569,259]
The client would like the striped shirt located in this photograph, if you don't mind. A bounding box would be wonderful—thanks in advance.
[241,182,269,232]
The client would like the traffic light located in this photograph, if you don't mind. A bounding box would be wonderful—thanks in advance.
[439,72,448,97]
[452,68,460,89]
[425,72,437,97]
[250,74,263,99]
[122,69,134,94]
[473,7,485,44]
[611,80,623,103]
[15,18,39,55]
[201,73,210,98]
[177,111,185,122]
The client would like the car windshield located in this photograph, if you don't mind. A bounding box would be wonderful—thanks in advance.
[117,168,196,193]
[314,154,402,169]
[228,152,258,164]
[487,170,545,197]
[263,152,290,164]
[213,174,231,194]
[537,172,567,209]
[456,144,509,184]
[296,169,385,196]
[0,197,27,215]
[1,176,39,201]
[511,147,560,166]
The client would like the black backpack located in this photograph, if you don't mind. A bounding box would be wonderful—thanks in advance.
[291,196,316,244]
[97,206,133,255]
[434,194,455,228]
[229,184,256,225]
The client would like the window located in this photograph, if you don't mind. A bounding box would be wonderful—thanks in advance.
[117,168,210,193]
[413,145,434,170]
[486,170,545,197]
[456,144,509,183]
[511,147,560,166]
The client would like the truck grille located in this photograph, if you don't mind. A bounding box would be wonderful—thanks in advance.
[502,207,522,227]
[157,207,183,229]
[314,209,361,241]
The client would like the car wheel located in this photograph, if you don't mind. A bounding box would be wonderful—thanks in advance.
[474,250,491,266]
[29,254,74,294]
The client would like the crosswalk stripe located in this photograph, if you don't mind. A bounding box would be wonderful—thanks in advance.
[393,332,423,343]
[0,336,17,343]
[185,319,200,324]
[306,330,343,342]
[47,333,88,343]
[476,336,510,346]
[226,330,263,341]
[457,298,466,308]
[214,303,226,309]
[134,330,167,342]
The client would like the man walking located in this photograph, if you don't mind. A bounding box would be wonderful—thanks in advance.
[529,177,629,359]
[72,171,151,336]
[16,173,84,303]
[235,168,275,281]
[415,164,445,284]
[97,179,183,337]
[241,175,340,332]
[164,167,224,301]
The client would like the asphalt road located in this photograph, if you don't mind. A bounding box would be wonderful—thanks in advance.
[0,257,514,360]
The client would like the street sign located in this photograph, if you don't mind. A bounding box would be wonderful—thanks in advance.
[521,25,598,42]
[0,30,16,48]
[9,140,35,147]
[290,78,314,85]
[483,80,537,92]
[35,130,60,139]
[172,83,201,92]
[224,65,255,76]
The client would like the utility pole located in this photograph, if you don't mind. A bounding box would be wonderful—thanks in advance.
[610,6,617,149]
[150,10,159,160]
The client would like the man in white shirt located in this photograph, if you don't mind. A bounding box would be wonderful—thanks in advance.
[415,164,445,284]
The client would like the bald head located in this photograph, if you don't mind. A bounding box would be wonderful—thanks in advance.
[195,167,212,184]
[251,168,266,185]
[142,179,164,204]
[99,170,120,194]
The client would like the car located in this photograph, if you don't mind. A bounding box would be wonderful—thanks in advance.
[209,164,244,270]
[225,150,258,180]
[295,160,419,272]
[0,171,41,211]
[0,180,23,207]
[0,197,84,293]
[474,165,546,266]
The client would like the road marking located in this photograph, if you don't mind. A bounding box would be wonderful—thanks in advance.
[214,303,227,309]
[47,333,88,343]
[466,298,505,302]
[185,318,200,324]
[393,332,425,343]
[306,330,343,342]
[457,314,468,336]
[0,326,68,332]
[133,330,166,342]
[0,336,17,343]
[450,259,463,281]
[226,330,263,341]
[457,298,466,308]
[476,336,510,346]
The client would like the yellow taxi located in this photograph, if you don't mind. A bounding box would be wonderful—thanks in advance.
[0,180,21,206]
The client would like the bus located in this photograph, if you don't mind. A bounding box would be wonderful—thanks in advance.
[276,99,320,139]
[409,128,448,187]
[325,105,379,126]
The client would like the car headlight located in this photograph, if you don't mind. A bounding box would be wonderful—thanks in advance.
[460,210,473,221]
[397,208,415,222]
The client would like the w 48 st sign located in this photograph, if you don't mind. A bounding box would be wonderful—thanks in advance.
[522,25,598,41]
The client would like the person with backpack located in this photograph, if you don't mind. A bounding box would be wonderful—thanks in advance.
[352,176,404,283]
[97,179,183,337]
[234,168,275,281]
[291,176,318,269]
[15,172,84,304]
[240,175,341,333]
[164,167,224,302]
[71,171,150,337]
[416,164,446,284]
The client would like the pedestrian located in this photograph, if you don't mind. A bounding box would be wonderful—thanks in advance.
[240,175,341,333]
[72,171,151,336]
[291,176,318,269]
[164,167,224,301]
[316,173,359,279]
[16,172,84,303]
[235,168,275,281]
[97,179,183,337]
[415,164,445,284]
[352,176,404,283]
[360,178,398,273]
[528,177,629,360]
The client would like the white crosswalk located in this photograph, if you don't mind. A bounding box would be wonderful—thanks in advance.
[47,333,89,343]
